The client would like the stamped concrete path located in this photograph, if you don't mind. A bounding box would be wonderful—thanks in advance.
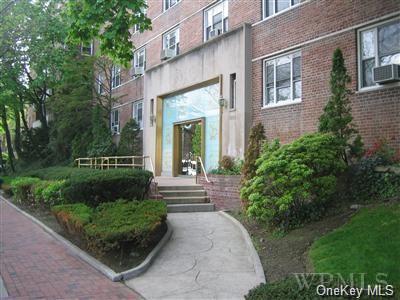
[0,199,140,299]
[126,212,265,300]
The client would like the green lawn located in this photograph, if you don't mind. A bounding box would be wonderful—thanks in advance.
[310,203,400,288]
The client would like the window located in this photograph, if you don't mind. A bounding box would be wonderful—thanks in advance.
[97,74,104,94]
[164,0,180,11]
[263,51,301,107]
[263,0,301,19]
[80,42,93,55]
[230,73,237,110]
[111,109,120,135]
[133,0,147,33]
[359,18,400,89]
[163,27,180,55]
[204,0,228,41]
[111,66,121,89]
[133,48,146,76]
[133,101,143,129]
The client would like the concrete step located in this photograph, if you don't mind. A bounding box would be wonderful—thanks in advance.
[167,203,215,213]
[159,190,207,197]
[163,196,210,204]
[158,185,204,191]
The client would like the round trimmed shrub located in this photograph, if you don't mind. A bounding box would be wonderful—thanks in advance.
[241,133,346,230]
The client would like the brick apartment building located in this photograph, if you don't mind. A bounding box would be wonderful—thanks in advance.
[94,0,399,176]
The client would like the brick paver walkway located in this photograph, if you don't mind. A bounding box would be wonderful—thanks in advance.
[0,199,140,299]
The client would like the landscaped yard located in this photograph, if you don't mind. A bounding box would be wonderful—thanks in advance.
[310,202,400,289]
[1,166,168,273]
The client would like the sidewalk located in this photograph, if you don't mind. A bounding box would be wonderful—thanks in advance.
[0,199,140,299]
[126,212,264,300]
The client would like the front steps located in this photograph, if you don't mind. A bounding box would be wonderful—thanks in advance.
[158,184,214,213]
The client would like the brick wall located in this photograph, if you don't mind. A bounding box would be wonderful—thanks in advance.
[252,0,400,150]
[198,175,242,211]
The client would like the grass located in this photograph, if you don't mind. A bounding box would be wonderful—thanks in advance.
[310,202,400,288]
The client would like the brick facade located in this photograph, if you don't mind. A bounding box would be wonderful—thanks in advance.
[104,0,399,155]
[251,0,400,149]
[198,175,242,211]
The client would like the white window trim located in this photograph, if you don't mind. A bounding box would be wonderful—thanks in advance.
[203,0,228,42]
[163,0,181,12]
[357,17,400,91]
[162,27,180,55]
[262,0,302,21]
[262,50,302,108]
[133,100,144,130]
[111,66,122,89]
[133,47,146,69]
[80,42,93,56]
[97,74,104,94]
[111,109,120,135]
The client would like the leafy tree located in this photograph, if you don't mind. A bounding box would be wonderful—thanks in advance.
[88,105,115,157]
[117,119,141,156]
[242,123,266,182]
[66,0,151,65]
[49,55,95,162]
[319,48,363,164]
[93,57,124,127]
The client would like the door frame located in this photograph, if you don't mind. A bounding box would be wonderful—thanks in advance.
[172,117,205,177]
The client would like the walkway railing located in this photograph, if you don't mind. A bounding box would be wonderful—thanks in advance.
[196,156,210,183]
[75,156,155,174]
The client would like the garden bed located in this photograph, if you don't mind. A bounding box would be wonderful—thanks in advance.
[231,202,355,283]
[6,196,167,273]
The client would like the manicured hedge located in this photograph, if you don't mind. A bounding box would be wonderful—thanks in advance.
[52,203,93,235]
[52,200,167,255]
[23,166,102,180]
[10,177,41,203]
[61,169,153,206]
[85,200,167,255]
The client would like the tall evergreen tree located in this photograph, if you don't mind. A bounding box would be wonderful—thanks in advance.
[319,48,363,164]
[117,119,141,156]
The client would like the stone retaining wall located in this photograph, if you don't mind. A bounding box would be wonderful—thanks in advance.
[198,175,242,211]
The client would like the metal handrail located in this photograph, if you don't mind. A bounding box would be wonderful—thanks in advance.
[196,156,210,183]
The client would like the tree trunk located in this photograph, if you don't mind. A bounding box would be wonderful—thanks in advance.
[13,108,22,158]
[0,105,15,172]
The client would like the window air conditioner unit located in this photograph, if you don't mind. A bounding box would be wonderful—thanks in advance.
[209,28,222,39]
[112,124,119,135]
[161,48,176,60]
[373,64,400,84]
[133,67,144,76]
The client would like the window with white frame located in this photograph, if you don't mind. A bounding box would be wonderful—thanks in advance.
[163,27,180,55]
[111,109,120,134]
[111,66,121,89]
[133,48,146,76]
[359,18,400,89]
[263,0,301,19]
[80,42,93,55]
[133,101,143,129]
[230,73,237,110]
[133,0,147,33]
[164,0,180,11]
[97,74,104,94]
[263,51,301,107]
[204,0,228,41]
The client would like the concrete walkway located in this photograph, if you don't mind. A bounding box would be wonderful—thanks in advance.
[126,212,264,300]
[0,199,140,299]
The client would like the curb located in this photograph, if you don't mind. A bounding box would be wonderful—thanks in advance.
[1,196,172,282]
[218,211,266,284]
[0,276,8,298]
